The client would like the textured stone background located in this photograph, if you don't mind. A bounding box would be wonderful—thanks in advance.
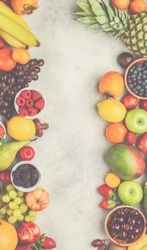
[26,1,127,249]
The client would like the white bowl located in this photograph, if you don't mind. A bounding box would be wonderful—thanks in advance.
[11,161,41,192]
[14,87,46,119]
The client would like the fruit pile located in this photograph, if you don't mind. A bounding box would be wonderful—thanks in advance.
[91,50,147,250]
[0,1,56,250]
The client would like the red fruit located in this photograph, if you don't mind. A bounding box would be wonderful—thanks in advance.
[42,237,56,249]
[0,125,5,138]
[122,95,139,109]
[0,170,11,184]
[137,133,147,154]
[99,199,116,210]
[26,99,34,107]
[16,246,32,250]
[16,96,26,107]
[141,100,147,111]
[21,90,32,99]
[17,222,41,244]
[18,108,28,117]
[28,107,38,116]
[125,131,137,145]
[31,90,42,101]
[19,146,35,161]
[98,185,113,199]
[35,98,45,110]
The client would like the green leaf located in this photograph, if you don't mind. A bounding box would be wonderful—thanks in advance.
[75,11,89,16]
[96,15,109,24]
[101,0,115,20]
[76,0,93,15]
[77,16,97,24]
[88,23,100,29]
[88,0,104,16]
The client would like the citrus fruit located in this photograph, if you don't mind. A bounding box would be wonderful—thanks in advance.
[99,71,124,97]
[0,220,18,250]
[105,172,121,188]
[105,122,128,144]
[129,0,147,13]
[12,48,30,65]
[7,116,36,141]
[97,99,127,122]
[111,0,130,9]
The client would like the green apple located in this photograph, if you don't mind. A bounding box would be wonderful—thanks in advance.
[118,181,143,205]
[125,109,147,133]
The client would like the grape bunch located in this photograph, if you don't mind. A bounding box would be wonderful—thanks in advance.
[0,59,44,118]
[0,184,37,224]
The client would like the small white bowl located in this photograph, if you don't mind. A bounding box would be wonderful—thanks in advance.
[14,87,46,119]
[11,161,41,192]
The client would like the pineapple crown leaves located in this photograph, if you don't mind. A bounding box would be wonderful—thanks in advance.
[75,0,128,38]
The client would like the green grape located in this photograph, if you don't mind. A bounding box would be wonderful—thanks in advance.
[8,216,17,224]
[9,202,18,210]
[6,184,15,192]
[18,214,24,222]
[14,197,22,205]
[28,210,37,218]
[2,195,10,203]
[25,215,31,222]
[13,209,21,218]
[9,191,17,199]
[0,207,7,215]
[17,191,24,198]
[7,209,13,216]
[19,204,28,213]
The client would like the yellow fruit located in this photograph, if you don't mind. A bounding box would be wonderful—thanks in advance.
[105,172,121,188]
[99,71,124,97]
[128,235,147,250]
[97,99,127,122]
[7,116,36,141]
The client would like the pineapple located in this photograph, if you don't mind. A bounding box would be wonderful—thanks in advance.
[75,0,147,56]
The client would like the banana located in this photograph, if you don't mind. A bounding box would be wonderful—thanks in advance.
[0,1,31,32]
[0,13,40,47]
[0,29,27,48]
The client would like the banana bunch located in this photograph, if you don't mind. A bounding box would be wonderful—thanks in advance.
[0,1,40,48]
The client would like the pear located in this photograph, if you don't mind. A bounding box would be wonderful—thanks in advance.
[0,140,30,170]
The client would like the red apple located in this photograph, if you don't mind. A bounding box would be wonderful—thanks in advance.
[137,133,147,154]
[122,95,139,109]
[141,100,147,111]
[125,131,137,145]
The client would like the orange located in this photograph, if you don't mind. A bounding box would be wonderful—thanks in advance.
[105,172,121,188]
[129,0,147,14]
[111,0,130,10]
[105,122,128,144]
[0,220,18,250]
[12,48,30,65]
[99,71,124,97]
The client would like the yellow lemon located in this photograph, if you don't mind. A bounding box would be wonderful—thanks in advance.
[7,116,36,141]
[97,99,127,122]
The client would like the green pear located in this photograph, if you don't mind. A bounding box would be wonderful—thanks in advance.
[0,140,30,170]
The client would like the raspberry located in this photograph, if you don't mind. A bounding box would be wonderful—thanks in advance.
[31,90,42,101]
[35,98,45,110]
[28,107,38,116]
[21,90,32,99]
[18,108,28,117]
[16,96,26,107]
[26,99,34,107]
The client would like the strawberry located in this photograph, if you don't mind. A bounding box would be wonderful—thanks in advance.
[28,107,38,116]
[98,185,113,199]
[32,90,42,101]
[35,98,45,110]
[26,99,34,107]
[99,199,116,210]
[18,108,28,117]
[16,96,26,107]
[21,90,32,99]
[41,237,56,249]
[16,246,32,250]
